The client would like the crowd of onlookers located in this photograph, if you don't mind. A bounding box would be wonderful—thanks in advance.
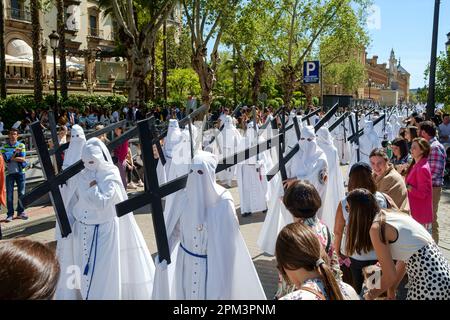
[0,105,450,300]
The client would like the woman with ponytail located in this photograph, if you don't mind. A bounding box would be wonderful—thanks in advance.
[276,223,359,300]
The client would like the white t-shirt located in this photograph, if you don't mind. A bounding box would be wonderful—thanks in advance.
[0,121,4,132]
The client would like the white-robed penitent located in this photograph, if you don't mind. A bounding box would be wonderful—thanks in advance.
[236,123,269,215]
[55,125,86,300]
[332,116,351,165]
[65,138,155,300]
[291,126,329,220]
[163,119,184,177]
[317,127,345,231]
[258,126,329,255]
[350,120,381,166]
[152,151,266,300]
[215,116,242,186]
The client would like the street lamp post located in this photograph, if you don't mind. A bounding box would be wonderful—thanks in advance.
[233,64,238,109]
[368,78,372,100]
[334,84,338,95]
[446,32,450,53]
[49,31,60,115]
[426,0,441,120]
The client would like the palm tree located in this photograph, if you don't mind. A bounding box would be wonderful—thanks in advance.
[31,0,43,103]
[56,0,68,102]
[0,0,7,99]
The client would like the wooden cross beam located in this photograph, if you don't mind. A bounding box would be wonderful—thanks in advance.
[20,119,149,235]
[49,120,127,157]
[347,113,386,144]
[266,103,339,181]
[21,121,72,237]
[328,112,349,132]
[116,118,283,263]
[48,111,64,172]
[209,105,242,144]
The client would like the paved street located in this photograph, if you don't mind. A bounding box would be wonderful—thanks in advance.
[2,174,450,299]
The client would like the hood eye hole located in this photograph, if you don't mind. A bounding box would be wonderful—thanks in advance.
[197,170,204,175]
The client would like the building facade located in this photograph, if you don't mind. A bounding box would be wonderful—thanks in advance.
[3,0,125,93]
[364,49,410,104]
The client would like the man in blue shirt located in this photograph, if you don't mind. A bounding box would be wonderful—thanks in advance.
[1,128,28,221]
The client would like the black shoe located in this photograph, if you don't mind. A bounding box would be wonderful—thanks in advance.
[242,212,253,217]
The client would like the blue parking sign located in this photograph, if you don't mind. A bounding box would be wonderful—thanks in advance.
[303,61,320,84]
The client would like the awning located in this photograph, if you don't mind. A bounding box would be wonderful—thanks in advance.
[6,39,32,57]
[4,54,32,67]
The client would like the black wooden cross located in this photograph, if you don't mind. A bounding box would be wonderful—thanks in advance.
[347,113,386,144]
[22,121,72,237]
[116,117,283,264]
[266,103,339,181]
[328,112,349,132]
[209,105,243,144]
[48,111,64,172]
[20,120,148,237]
[49,120,127,158]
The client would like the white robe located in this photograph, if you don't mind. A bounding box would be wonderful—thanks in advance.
[215,120,242,186]
[236,129,269,214]
[317,128,346,231]
[67,140,155,300]
[153,152,266,300]
[55,125,85,300]
[350,120,381,166]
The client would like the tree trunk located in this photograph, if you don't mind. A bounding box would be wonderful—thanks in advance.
[128,50,150,104]
[191,44,215,117]
[31,0,43,104]
[56,0,68,102]
[0,0,7,99]
[281,65,296,109]
[149,42,156,101]
[252,60,265,106]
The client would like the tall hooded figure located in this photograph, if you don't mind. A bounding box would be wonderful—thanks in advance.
[350,120,381,166]
[257,126,329,255]
[55,125,86,300]
[316,127,345,230]
[163,119,184,177]
[153,151,266,300]
[236,122,270,216]
[68,138,155,300]
[215,115,242,186]
[290,126,329,220]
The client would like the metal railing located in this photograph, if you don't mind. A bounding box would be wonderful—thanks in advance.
[6,7,32,22]
[88,27,104,39]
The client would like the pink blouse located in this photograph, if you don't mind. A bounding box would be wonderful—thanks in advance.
[405,157,433,224]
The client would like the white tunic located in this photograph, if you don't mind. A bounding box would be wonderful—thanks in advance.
[236,127,269,214]
[153,151,266,300]
[317,128,346,231]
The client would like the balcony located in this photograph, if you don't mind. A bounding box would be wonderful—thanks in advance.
[88,27,104,39]
[6,7,32,23]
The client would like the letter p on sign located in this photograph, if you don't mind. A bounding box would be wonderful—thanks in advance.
[303,61,320,84]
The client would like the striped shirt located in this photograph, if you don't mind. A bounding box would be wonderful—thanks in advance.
[428,137,446,187]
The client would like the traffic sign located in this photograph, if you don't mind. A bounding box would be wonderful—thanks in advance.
[303,61,320,84]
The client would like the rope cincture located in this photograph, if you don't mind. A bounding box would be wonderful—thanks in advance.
[180,242,208,297]
[84,224,100,300]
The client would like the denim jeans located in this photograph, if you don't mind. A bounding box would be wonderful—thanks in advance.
[6,172,25,217]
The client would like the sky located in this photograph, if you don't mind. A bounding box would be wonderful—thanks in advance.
[366,0,450,89]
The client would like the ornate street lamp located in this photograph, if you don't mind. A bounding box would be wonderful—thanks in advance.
[49,30,60,114]
[368,78,372,100]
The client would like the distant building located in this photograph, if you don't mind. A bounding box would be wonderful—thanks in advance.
[363,49,410,104]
